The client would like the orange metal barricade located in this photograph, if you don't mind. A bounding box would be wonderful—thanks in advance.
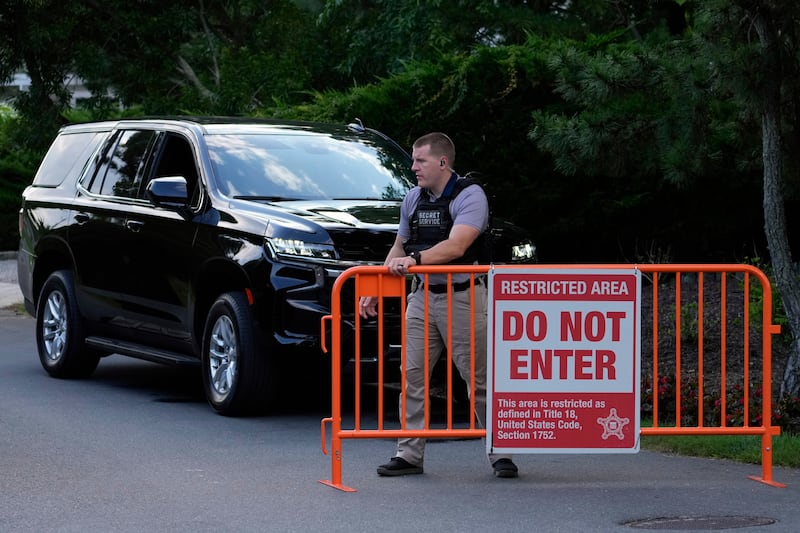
[319,264,784,492]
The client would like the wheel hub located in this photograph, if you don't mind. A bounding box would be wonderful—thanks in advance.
[209,315,238,396]
[42,291,67,362]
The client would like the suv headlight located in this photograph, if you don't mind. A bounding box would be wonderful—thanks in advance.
[511,242,537,262]
[267,237,337,260]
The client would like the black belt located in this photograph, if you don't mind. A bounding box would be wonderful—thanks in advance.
[426,277,483,294]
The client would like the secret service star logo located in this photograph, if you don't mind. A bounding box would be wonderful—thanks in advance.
[597,408,629,440]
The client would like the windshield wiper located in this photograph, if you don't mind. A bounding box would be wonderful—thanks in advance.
[233,195,299,202]
[330,197,391,201]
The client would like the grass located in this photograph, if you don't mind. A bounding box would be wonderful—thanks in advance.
[7,303,27,315]
[641,430,800,468]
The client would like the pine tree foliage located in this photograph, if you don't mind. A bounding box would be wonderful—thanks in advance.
[530,0,800,399]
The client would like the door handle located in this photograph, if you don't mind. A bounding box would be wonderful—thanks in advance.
[74,213,90,224]
[125,220,144,233]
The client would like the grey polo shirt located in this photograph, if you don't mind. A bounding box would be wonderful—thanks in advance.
[398,179,489,285]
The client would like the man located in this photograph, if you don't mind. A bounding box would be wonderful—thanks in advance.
[359,132,518,478]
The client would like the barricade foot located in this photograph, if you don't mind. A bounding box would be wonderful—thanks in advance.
[747,475,787,488]
[319,479,358,492]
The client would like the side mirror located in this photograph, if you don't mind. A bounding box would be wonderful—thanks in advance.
[146,176,188,208]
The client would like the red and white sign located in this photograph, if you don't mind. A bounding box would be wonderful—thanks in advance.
[487,268,641,454]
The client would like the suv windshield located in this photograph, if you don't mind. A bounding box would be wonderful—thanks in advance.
[206,132,416,201]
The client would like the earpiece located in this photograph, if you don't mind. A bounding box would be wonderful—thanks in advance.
[440,160,446,167]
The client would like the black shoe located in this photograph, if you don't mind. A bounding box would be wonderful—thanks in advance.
[492,458,518,478]
[377,457,423,476]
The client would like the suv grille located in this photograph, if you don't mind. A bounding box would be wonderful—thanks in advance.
[331,230,395,262]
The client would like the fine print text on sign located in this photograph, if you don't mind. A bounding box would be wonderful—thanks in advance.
[487,268,641,454]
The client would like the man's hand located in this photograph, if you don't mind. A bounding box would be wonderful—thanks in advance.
[359,296,378,318]
[359,254,415,318]
[386,255,416,276]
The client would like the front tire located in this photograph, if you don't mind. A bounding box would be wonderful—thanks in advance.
[201,292,271,416]
[36,270,99,378]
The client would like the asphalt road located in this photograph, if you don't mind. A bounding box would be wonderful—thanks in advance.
[2,256,800,532]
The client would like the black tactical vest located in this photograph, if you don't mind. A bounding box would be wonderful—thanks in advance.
[404,176,484,265]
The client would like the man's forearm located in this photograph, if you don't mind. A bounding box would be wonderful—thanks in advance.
[384,242,407,265]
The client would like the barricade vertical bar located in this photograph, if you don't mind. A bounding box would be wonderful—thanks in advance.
[378,271,391,432]
[328,274,346,489]
[743,273,750,426]
[353,273,362,432]
[399,273,415,432]
[446,272,454,429]
[742,272,752,425]
[422,273,431,431]
[375,271,383,431]
[318,266,356,492]
[675,273,682,427]
[370,272,385,432]
[469,274,477,430]
[698,272,705,425]
[398,273,408,426]
[652,272,660,427]
[721,273,728,427]
[378,274,386,429]
[748,267,785,487]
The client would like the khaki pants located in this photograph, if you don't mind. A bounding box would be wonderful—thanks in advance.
[394,280,511,467]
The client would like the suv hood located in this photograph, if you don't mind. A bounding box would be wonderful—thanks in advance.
[232,198,401,231]
[276,199,401,227]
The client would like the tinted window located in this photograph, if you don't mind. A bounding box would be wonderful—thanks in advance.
[149,132,200,205]
[206,132,415,201]
[97,130,157,198]
[33,131,107,187]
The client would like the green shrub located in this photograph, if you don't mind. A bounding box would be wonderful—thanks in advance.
[0,104,42,250]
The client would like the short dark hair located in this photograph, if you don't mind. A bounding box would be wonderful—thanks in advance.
[413,132,455,165]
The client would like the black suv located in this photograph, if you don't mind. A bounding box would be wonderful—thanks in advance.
[18,117,536,415]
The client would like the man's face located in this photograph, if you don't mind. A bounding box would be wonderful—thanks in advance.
[411,143,447,192]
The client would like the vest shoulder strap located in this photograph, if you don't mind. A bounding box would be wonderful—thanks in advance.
[446,177,480,200]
